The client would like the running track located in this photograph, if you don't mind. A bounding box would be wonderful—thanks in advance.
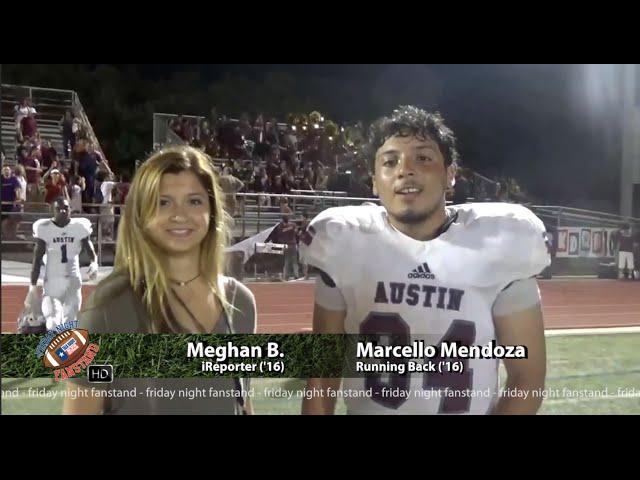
[2,279,639,333]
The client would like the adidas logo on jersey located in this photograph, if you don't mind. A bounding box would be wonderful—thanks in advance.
[408,263,435,280]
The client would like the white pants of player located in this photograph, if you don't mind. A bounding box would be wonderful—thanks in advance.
[618,252,635,270]
[42,276,82,330]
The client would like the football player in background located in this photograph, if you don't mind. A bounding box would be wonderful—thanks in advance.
[24,197,98,331]
[614,224,637,280]
[300,106,551,415]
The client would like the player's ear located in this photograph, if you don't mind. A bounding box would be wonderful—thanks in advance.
[372,177,378,197]
[446,164,456,189]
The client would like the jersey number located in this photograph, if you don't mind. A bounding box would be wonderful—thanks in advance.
[60,245,68,263]
[360,314,476,413]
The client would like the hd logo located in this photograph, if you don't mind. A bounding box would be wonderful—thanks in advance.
[408,263,435,280]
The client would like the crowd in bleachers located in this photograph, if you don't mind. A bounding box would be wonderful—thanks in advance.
[167,110,375,202]
[1,99,132,240]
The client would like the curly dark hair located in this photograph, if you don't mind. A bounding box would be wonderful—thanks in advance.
[365,105,460,169]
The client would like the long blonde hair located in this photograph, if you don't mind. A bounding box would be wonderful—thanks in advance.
[14,165,26,178]
[114,146,230,333]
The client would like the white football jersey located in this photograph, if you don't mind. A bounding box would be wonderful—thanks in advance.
[300,203,551,415]
[33,217,92,281]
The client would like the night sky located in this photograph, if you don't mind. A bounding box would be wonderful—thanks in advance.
[108,65,628,211]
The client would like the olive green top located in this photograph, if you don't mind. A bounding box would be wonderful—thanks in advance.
[70,272,256,415]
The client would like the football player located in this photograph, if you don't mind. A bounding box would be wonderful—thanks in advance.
[24,197,98,331]
[300,106,551,415]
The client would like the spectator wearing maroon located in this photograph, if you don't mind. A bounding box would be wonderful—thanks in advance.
[267,215,299,281]
[43,169,69,204]
[61,166,73,188]
[71,137,85,175]
[20,110,38,141]
[14,99,36,140]
[40,139,58,174]
[21,147,42,203]
[182,117,194,143]
[115,172,131,206]
[14,98,30,125]
[112,172,131,235]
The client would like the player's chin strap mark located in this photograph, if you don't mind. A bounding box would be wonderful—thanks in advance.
[318,270,337,288]
[434,210,459,239]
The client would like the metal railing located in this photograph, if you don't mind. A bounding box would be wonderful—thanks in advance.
[153,113,205,150]
[530,205,640,229]
[469,171,500,201]
[1,201,120,265]
[72,92,105,161]
[1,84,75,105]
[7,197,634,271]
[1,83,105,167]
[232,192,380,237]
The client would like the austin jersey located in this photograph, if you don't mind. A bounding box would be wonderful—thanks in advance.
[299,203,551,415]
[33,218,92,281]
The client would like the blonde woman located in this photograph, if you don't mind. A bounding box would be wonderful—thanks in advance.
[63,146,256,415]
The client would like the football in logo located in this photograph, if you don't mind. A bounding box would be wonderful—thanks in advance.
[42,329,90,369]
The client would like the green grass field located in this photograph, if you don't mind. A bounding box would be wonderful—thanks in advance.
[3,333,639,415]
